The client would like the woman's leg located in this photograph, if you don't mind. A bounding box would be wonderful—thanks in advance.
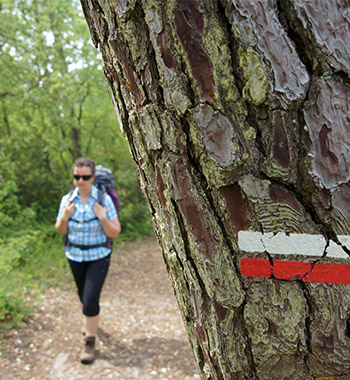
[68,254,111,323]
[81,254,111,332]
[86,315,99,337]
[80,255,111,364]
[68,259,88,305]
[69,255,111,364]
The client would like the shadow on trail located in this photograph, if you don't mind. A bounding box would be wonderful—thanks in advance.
[98,328,198,375]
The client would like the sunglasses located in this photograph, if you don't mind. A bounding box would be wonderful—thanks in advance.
[73,174,93,181]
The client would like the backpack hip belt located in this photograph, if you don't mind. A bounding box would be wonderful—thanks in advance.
[66,239,112,250]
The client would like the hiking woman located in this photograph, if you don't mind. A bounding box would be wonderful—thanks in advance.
[55,157,121,364]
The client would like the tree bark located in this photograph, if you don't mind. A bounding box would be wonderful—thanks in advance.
[79,0,350,378]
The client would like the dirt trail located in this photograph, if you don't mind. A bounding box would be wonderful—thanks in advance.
[0,237,200,380]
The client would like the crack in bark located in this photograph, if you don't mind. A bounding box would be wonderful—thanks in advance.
[334,69,350,85]
[172,197,223,379]
[171,197,206,293]
[217,0,244,97]
[275,0,315,76]
[216,0,266,170]
[234,302,260,380]
[108,63,140,164]
[178,114,260,379]
[299,281,314,374]
[339,243,350,258]
[180,113,244,280]
[135,2,166,108]
[298,240,329,282]
[276,0,350,85]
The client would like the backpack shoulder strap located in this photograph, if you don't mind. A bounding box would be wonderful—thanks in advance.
[67,187,77,202]
[97,188,105,206]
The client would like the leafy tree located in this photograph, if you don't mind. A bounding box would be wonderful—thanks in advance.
[0,0,143,222]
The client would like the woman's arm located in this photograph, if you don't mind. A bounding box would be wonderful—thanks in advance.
[94,202,121,238]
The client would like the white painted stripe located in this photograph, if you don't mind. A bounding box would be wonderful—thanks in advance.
[338,235,350,251]
[326,236,350,259]
[238,231,349,260]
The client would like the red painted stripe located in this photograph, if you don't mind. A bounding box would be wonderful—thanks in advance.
[240,257,272,278]
[274,260,311,281]
[240,258,350,285]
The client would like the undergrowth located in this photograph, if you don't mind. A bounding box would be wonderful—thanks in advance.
[0,225,70,330]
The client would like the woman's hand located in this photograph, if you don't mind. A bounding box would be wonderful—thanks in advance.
[94,202,121,238]
[55,201,75,236]
[94,202,107,221]
[63,200,75,220]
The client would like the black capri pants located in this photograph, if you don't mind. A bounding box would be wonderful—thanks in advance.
[68,254,111,317]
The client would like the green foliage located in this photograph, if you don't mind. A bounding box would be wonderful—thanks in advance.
[0,0,146,220]
[0,224,70,329]
[0,0,154,329]
[0,0,152,225]
[116,165,154,241]
[119,202,154,241]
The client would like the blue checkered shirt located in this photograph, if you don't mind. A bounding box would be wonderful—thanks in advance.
[57,185,118,262]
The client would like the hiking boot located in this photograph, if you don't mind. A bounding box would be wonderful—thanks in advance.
[80,336,97,364]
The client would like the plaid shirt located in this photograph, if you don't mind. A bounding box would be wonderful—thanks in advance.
[57,185,118,262]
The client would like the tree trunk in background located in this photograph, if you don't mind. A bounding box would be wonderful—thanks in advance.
[80,0,350,378]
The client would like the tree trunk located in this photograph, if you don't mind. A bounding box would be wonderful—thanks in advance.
[79,0,350,378]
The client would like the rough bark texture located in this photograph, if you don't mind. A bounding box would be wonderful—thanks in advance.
[79,0,350,379]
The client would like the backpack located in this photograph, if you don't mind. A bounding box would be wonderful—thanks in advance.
[94,165,120,215]
[65,165,120,250]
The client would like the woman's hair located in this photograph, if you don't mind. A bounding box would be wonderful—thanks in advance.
[72,157,96,175]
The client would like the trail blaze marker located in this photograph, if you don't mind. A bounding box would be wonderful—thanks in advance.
[238,231,350,285]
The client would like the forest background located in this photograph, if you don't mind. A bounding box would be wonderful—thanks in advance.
[0,0,154,329]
